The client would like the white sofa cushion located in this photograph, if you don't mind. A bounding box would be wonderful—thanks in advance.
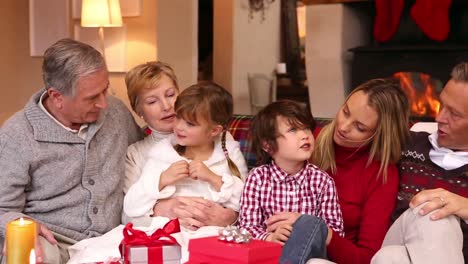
[410,122,438,133]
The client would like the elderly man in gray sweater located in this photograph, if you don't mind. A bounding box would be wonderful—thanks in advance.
[0,39,142,263]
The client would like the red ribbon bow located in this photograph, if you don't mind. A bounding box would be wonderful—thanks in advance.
[121,218,181,246]
[119,218,181,263]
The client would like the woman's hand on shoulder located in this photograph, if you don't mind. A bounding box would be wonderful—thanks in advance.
[159,160,189,190]
[410,188,468,220]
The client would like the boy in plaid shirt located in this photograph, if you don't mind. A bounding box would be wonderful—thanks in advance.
[239,100,344,264]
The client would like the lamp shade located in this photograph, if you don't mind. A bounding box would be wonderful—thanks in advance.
[81,0,123,27]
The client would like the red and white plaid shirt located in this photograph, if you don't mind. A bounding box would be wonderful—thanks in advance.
[239,161,344,240]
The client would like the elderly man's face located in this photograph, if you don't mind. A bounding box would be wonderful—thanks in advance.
[436,79,468,151]
[60,68,110,127]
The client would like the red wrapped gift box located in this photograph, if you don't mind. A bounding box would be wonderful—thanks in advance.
[122,244,181,264]
[187,236,282,264]
[120,219,182,264]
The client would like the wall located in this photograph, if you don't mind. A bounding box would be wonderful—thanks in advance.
[0,0,43,124]
[0,0,158,126]
[213,0,281,114]
[110,0,158,126]
[305,4,370,118]
[213,0,234,100]
[156,0,198,91]
[0,0,281,125]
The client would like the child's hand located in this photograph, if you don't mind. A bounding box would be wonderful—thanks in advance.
[266,224,293,245]
[266,212,301,232]
[189,161,222,191]
[159,160,189,190]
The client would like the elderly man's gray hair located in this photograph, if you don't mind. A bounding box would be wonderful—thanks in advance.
[451,62,468,83]
[42,38,106,96]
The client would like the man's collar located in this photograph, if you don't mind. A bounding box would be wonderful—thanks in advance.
[428,132,468,170]
[428,132,468,154]
[38,91,89,133]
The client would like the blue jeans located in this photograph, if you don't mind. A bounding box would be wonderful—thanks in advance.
[280,214,328,264]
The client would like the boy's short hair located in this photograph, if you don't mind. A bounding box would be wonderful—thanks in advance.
[250,100,315,165]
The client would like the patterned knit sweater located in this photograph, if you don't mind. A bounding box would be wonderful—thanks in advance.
[393,131,468,260]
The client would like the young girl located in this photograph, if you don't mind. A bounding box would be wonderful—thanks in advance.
[124,82,248,261]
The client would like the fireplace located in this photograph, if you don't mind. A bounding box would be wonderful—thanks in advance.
[347,0,468,120]
[350,45,468,90]
[393,72,441,120]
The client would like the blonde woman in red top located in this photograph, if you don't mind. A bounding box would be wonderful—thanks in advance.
[304,78,409,264]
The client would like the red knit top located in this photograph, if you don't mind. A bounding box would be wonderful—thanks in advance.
[326,144,399,264]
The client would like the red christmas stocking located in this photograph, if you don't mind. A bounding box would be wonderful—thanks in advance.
[410,0,452,41]
[373,0,405,42]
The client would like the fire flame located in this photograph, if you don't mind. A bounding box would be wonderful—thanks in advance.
[393,72,441,117]
[30,249,36,264]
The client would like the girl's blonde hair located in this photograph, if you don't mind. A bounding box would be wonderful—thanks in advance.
[174,82,241,178]
[125,61,178,114]
[313,78,410,182]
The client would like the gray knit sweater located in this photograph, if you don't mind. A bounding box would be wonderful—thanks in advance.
[0,90,142,241]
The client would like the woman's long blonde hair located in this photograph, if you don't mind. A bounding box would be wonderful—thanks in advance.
[313,78,410,182]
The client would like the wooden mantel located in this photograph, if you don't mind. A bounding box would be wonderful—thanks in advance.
[302,0,371,5]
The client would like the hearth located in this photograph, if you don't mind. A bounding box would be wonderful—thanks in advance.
[393,72,441,121]
[350,45,468,90]
[348,0,468,121]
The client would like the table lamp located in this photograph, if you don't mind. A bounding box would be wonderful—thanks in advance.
[81,0,123,59]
